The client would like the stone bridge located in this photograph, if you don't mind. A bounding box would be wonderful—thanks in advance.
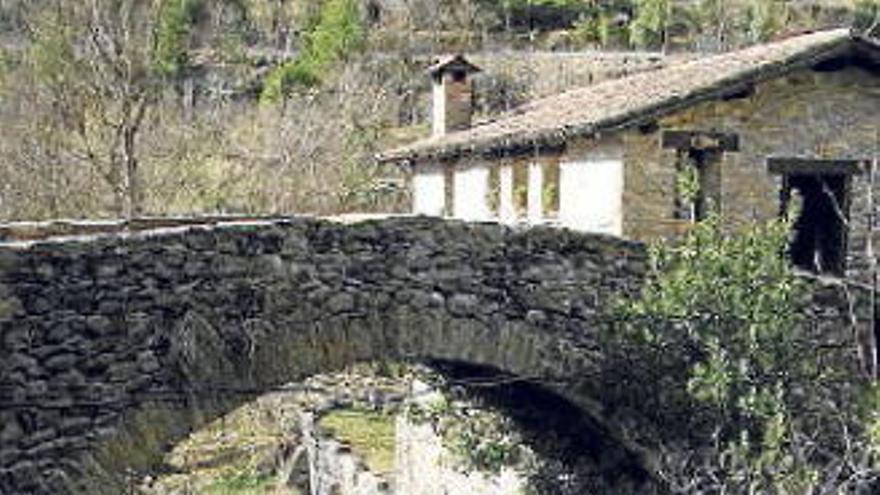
[0,216,869,494]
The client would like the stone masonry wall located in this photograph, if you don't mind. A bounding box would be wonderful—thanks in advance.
[0,217,648,495]
[0,216,872,495]
[622,64,880,284]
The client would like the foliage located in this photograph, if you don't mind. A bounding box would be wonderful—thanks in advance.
[155,0,203,78]
[599,12,631,48]
[261,0,365,102]
[2,0,878,222]
[205,471,274,494]
[407,391,528,475]
[488,0,594,30]
[607,215,880,492]
[675,161,700,203]
[572,14,603,45]
[15,2,164,218]
[630,0,669,49]
[745,0,788,42]
[855,0,880,32]
[541,183,557,216]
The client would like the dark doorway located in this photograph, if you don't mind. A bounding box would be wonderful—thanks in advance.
[783,174,848,275]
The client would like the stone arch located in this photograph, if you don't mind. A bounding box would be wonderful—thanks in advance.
[0,217,651,494]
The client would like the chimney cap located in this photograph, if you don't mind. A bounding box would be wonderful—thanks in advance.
[426,54,482,78]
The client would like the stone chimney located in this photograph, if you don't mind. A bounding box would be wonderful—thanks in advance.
[428,55,481,137]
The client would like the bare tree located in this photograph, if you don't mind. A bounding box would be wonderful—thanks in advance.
[10,1,165,219]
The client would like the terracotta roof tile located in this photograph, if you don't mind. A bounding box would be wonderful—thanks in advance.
[381,29,865,162]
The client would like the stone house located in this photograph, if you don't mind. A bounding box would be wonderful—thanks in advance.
[379,29,880,281]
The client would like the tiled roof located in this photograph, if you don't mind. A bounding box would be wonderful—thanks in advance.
[381,29,871,162]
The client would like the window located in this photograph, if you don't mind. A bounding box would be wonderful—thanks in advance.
[674,149,722,222]
[661,130,738,223]
[769,158,865,276]
[782,174,849,275]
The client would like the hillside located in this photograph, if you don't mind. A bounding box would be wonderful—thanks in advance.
[0,0,877,221]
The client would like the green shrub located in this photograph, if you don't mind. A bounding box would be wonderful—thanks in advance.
[608,214,879,492]
[260,0,364,102]
[630,0,669,49]
[854,0,880,31]
[156,0,205,78]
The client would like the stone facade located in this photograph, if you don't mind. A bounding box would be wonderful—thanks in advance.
[623,64,880,285]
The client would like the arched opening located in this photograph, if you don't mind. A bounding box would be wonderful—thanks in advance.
[127,360,659,495]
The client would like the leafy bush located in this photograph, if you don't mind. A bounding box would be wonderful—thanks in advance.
[630,0,668,49]
[855,0,880,31]
[606,215,880,492]
[406,390,528,475]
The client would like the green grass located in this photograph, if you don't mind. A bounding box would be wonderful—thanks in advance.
[319,408,396,474]
[204,471,276,495]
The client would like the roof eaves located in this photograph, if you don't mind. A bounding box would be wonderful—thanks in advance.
[380,31,858,164]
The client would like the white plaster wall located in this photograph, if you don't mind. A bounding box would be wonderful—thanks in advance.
[432,82,446,136]
[499,164,515,223]
[303,412,392,495]
[527,162,544,223]
[559,158,624,235]
[396,408,527,495]
[453,163,491,221]
[412,164,446,216]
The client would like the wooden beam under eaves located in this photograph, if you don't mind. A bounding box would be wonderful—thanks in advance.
[661,130,740,152]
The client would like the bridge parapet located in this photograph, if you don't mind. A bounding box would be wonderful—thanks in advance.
[0,213,404,244]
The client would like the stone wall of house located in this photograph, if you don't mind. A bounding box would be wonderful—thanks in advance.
[621,64,880,283]
[622,130,684,240]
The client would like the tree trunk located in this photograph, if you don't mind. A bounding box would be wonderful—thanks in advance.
[123,124,141,219]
